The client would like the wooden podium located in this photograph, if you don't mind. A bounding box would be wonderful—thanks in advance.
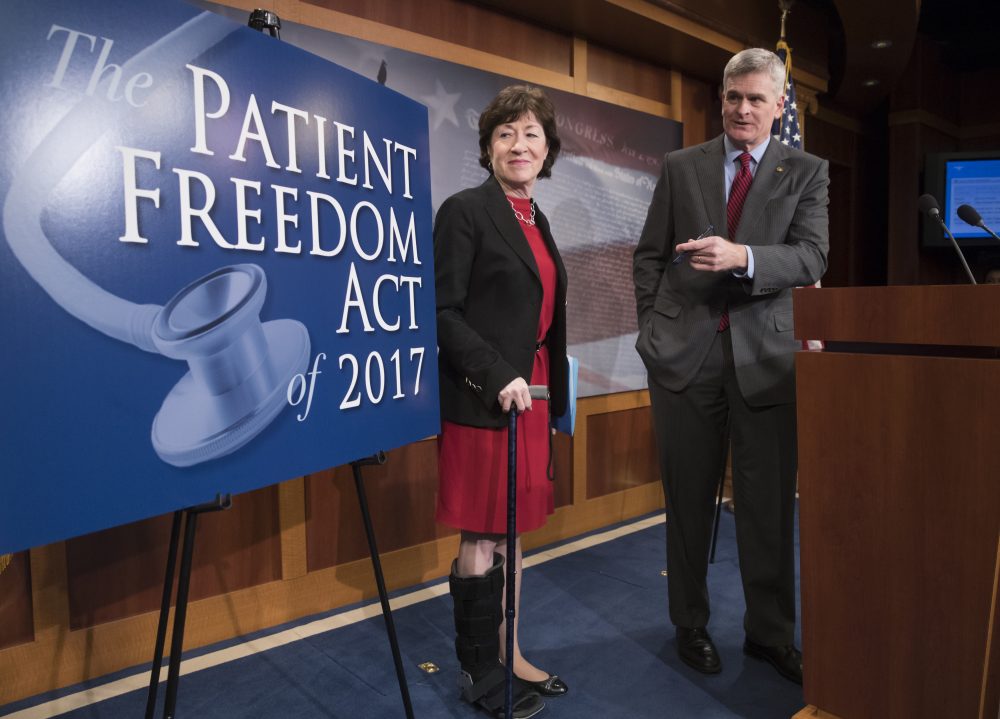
[792,286,1000,719]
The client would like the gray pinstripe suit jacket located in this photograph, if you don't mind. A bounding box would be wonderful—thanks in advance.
[633,135,829,407]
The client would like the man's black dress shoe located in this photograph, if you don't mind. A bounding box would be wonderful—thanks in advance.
[676,627,722,674]
[743,639,803,685]
[518,674,568,697]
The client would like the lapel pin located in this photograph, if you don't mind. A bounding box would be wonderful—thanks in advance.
[776,166,785,173]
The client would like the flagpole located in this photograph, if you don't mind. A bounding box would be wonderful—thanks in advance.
[773,0,823,347]
[774,0,800,146]
[779,0,792,41]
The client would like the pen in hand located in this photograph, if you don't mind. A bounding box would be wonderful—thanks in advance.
[671,224,715,265]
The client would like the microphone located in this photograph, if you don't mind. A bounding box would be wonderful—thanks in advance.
[956,203,1000,242]
[918,194,976,284]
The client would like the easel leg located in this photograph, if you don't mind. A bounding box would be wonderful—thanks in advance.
[350,454,415,719]
[146,494,231,719]
[163,508,200,719]
[146,511,183,719]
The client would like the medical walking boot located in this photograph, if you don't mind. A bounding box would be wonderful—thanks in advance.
[449,553,543,719]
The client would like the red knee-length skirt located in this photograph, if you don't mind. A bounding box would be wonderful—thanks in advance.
[436,347,553,534]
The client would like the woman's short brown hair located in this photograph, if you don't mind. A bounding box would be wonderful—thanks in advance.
[478,85,561,179]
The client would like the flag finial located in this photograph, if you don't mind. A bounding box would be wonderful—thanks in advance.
[778,0,794,41]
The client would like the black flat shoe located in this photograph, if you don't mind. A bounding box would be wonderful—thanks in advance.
[743,639,803,685]
[518,674,568,697]
[676,627,722,674]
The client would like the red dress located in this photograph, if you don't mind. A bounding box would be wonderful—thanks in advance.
[436,196,557,534]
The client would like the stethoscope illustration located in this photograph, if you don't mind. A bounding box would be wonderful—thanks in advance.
[3,12,310,467]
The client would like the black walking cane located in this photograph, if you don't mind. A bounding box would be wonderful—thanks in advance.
[504,384,549,719]
[504,407,518,719]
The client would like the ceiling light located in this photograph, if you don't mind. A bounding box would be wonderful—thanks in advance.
[871,39,893,49]
[862,78,880,87]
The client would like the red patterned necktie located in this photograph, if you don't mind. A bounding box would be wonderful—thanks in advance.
[718,151,753,332]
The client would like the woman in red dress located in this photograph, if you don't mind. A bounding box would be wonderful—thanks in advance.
[434,85,568,719]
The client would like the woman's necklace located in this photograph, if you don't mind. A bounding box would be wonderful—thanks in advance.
[508,197,536,226]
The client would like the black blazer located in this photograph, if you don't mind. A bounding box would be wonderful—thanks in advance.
[435,175,568,428]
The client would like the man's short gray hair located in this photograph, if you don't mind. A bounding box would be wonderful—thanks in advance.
[723,48,786,99]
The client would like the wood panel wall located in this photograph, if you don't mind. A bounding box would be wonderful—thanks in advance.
[63,486,282,631]
[885,37,1000,285]
[806,113,862,289]
[0,553,34,650]
[0,0,707,704]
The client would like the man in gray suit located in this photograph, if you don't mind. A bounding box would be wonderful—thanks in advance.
[633,47,828,685]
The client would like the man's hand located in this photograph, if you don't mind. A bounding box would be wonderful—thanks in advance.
[674,236,748,273]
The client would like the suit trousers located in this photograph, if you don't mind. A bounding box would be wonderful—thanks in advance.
[647,327,798,646]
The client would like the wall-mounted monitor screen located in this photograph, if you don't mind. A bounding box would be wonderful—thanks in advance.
[923,151,1000,247]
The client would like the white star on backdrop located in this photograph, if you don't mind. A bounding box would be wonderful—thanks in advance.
[421,80,461,131]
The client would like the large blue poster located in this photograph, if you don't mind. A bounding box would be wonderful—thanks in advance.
[0,0,438,553]
[197,1,683,397]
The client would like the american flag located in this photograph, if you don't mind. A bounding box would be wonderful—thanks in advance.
[772,39,823,350]
[772,40,802,149]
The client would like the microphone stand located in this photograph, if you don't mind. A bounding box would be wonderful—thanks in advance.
[975,221,1000,244]
[932,212,977,284]
[956,204,1000,244]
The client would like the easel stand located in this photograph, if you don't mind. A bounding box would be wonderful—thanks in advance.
[708,423,731,564]
[350,452,415,719]
[145,493,232,719]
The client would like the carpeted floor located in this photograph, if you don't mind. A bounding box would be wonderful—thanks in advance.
[1,507,804,718]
